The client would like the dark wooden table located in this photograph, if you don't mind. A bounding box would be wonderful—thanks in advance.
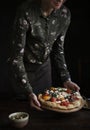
[0,98,90,130]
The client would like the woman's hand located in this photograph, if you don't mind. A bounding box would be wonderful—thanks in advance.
[63,80,80,91]
[29,93,42,111]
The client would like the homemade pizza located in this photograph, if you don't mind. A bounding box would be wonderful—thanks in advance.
[38,87,84,112]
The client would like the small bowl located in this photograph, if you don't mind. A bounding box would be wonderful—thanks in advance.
[8,112,29,128]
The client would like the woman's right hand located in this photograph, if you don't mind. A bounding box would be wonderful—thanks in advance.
[29,93,42,111]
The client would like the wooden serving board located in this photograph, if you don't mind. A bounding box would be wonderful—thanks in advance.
[41,99,85,113]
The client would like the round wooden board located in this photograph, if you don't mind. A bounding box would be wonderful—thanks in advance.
[41,99,85,113]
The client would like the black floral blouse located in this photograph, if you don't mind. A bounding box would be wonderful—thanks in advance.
[9,1,71,94]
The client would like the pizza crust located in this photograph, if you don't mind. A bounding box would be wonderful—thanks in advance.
[38,93,83,110]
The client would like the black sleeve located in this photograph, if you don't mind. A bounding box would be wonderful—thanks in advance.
[51,9,71,83]
[9,8,33,94]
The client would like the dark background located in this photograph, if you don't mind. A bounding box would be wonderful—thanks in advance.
[0,0,90,98]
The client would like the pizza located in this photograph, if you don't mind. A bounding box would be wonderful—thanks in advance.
[38,87,83,111]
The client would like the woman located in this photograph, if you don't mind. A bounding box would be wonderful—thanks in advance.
[9,0,80,110]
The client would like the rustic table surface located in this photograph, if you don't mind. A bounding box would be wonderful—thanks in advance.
[0,98,90,130]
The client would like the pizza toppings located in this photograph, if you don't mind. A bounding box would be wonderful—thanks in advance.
[42,94,51,101]
[39,87,82,108]
[51,97,57,102]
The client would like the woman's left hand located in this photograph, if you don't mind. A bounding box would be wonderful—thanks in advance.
[63,80,80,91]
